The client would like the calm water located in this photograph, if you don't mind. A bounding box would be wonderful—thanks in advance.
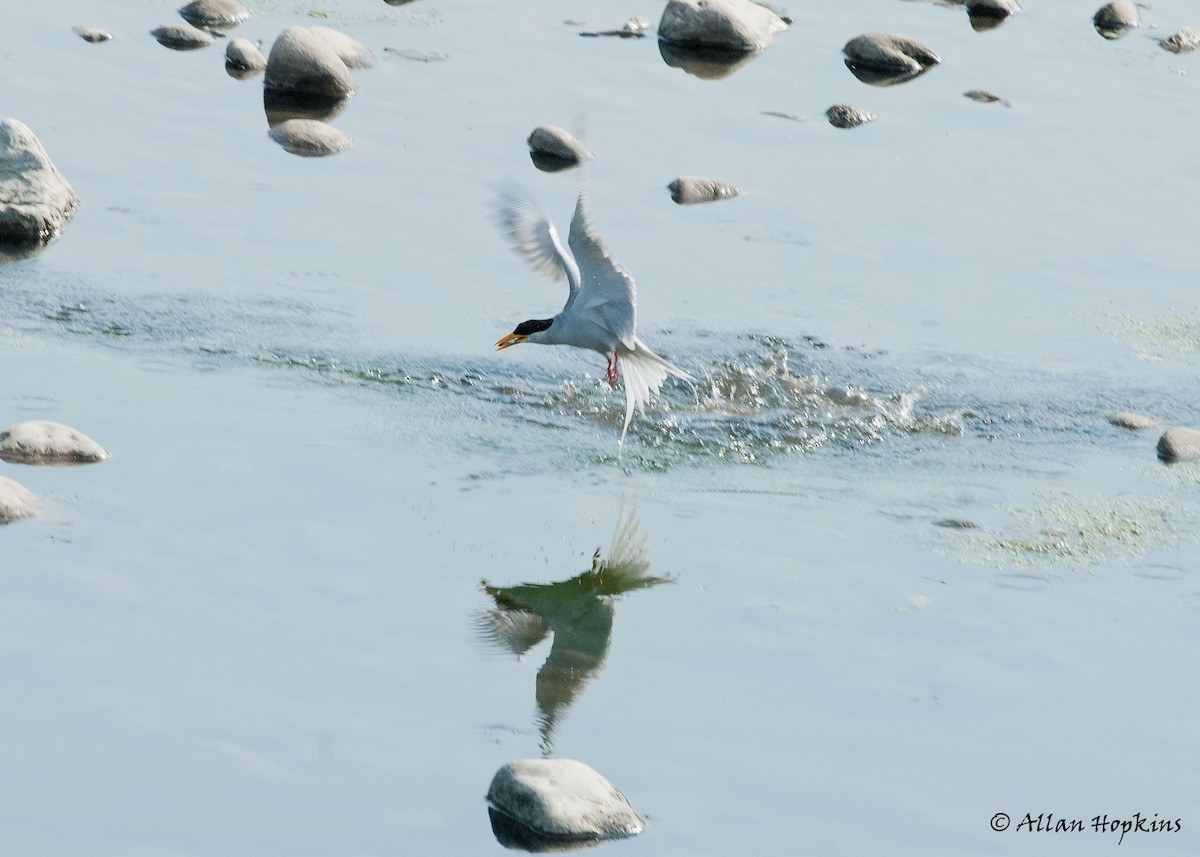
[2,0,1198,855]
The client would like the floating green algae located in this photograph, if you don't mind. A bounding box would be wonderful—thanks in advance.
[1105,309,1200,360]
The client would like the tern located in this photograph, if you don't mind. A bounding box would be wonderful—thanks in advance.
[494,184,693,442]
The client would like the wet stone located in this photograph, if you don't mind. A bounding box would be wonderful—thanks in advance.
[486,759,643,842]
[668,175,742,204]
[581,15,653,38]
[0,420,109,465]
[178,0,250,33]
[527,125,592,165]
[151,23,214,50]
[308,26,376,69]
[1156,427,1200,463]
[1093,0,1138,39]
[843,32,941,73]
[0,476,39,524]
[965,0,1020,19]
[73,26,112,43]
[1110,411,1156,430]
[964,89,1011,106]
[1159,26,1200,54]
[658,0,789,51]
[825,104,876,129]
[264,26,359,99]
[268,119,353,157]
[0,119,80,248]
[934,518,981,530]
[225,37,266,74]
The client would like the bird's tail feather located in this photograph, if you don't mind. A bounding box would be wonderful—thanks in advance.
[619,339,694,444]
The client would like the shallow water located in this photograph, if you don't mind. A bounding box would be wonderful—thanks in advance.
[2,0,1199,855]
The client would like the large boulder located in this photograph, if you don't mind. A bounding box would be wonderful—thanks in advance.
[0,119,79,248]
[0,476,39,524]
[264,26,359,100]
[658,0,788,51]
[308,26,375,69]
[0,420,109,465]
[487,759,643,843]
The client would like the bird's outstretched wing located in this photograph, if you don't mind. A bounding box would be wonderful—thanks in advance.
[493,186,581,305]
[567,184,637,349]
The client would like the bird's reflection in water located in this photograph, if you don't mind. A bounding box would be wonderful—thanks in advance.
[477,503,672,752]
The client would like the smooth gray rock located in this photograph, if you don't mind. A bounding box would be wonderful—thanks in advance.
[668,175,742,204]
[1093,0,1138,38]
[1110,411,1156,430]
[1156,427,1200,463]
[268,119,353,157]
[843,32,941,73]
[151,23,214,50]
[0,476,39,524]
[526,125,592,165]
[825,104,876,129]
[1159,26,1200,54]
[308,26,376,69]
[0,420,109,465]
[264,27,359,99]
[73,26,112,43]
[0,119,79,247]
[178,0,249,32]
[487,759,643,841]
[658,0,788,51]
[226,37,266,72]
[965,0,1021,18]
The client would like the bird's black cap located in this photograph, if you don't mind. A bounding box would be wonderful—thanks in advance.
[513,318,553,336]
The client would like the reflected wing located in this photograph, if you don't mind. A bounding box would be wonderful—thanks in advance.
[566,185,637,348]
[493,186,581,304]
[603,501,651,578]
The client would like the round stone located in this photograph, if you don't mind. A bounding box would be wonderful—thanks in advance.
[668,176,742,205]
[0,420,109,465]
[487,759,643,842]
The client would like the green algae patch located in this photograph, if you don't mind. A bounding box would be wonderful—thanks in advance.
[1105,309,1200,360]
[939,492,1194,570]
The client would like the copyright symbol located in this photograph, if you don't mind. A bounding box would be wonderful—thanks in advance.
[990,813,1010,832]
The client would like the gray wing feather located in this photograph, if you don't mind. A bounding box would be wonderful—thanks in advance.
[493,187,581,302]
[566,185,637,348]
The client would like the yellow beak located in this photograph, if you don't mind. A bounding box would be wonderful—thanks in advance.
[495,333,528,351]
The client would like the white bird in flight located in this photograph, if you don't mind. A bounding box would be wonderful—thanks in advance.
[494,183,693,443]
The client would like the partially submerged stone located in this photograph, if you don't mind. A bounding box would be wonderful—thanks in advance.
[580,16,652,38]
[1110,411,1156,430]
[1159,26,1200,54]
[668,175,742,205]
[0,119,79,248]
[308,26,376,69]
[178,0,250,33]
[1156,427,1200,463]
[151,23,214,50]
[264,26,359,100]
[964,89,1011,106]
[268,119,353,157]
[825,104,876,129]
[0,420,109,465]
[0,476,39,524]
[843,32,941,73]
[226,37,266,77]
[1093,0,1138,39]
[658,0,788,51]
[73,26,112,43]
[527,125,592,168]
[486,759,643,843]
[965,0,1020,29]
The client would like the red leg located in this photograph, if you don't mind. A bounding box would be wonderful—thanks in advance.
[606,350,619,387]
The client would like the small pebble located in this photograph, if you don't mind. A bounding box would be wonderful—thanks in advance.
[268,119,353,157]
[0,476,39,524]
[1159,26,1200,54]
[0,420,109,465]
[1156,427,1200,463]
[963,89,1011,106]
[151,23,215,50]
[487,759,643,842]
[1093,0,1138,39]
[527,125,592,165]
[73,26,112,43]
[1110,411,1156,430]
[178,0,250,32]
[825,104,876,129]
[668,176,742,205]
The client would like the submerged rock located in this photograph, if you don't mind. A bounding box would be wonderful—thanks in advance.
[308,26,376,69]
[0,420,109,465]
[264,26,359,100]
[178,0,250,33]
[1159,26,1200,54]
[1110,411,1156,430]
[486,759,643,843]
[527,125,592,168]
[268,119,353,157]
[668,175,742,204]
[73,26,112,43]
[0,119,79,248]
[843,32,941,73]
[825,104,876,129]
[580,16,652,38]
[964,89,1011,106]
[226,37,266,77]
[1093,0,1138,39]
[659,0,788,51]
[1156,427,1200,463]
[150,23,214,50]
[0,476,39,524]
